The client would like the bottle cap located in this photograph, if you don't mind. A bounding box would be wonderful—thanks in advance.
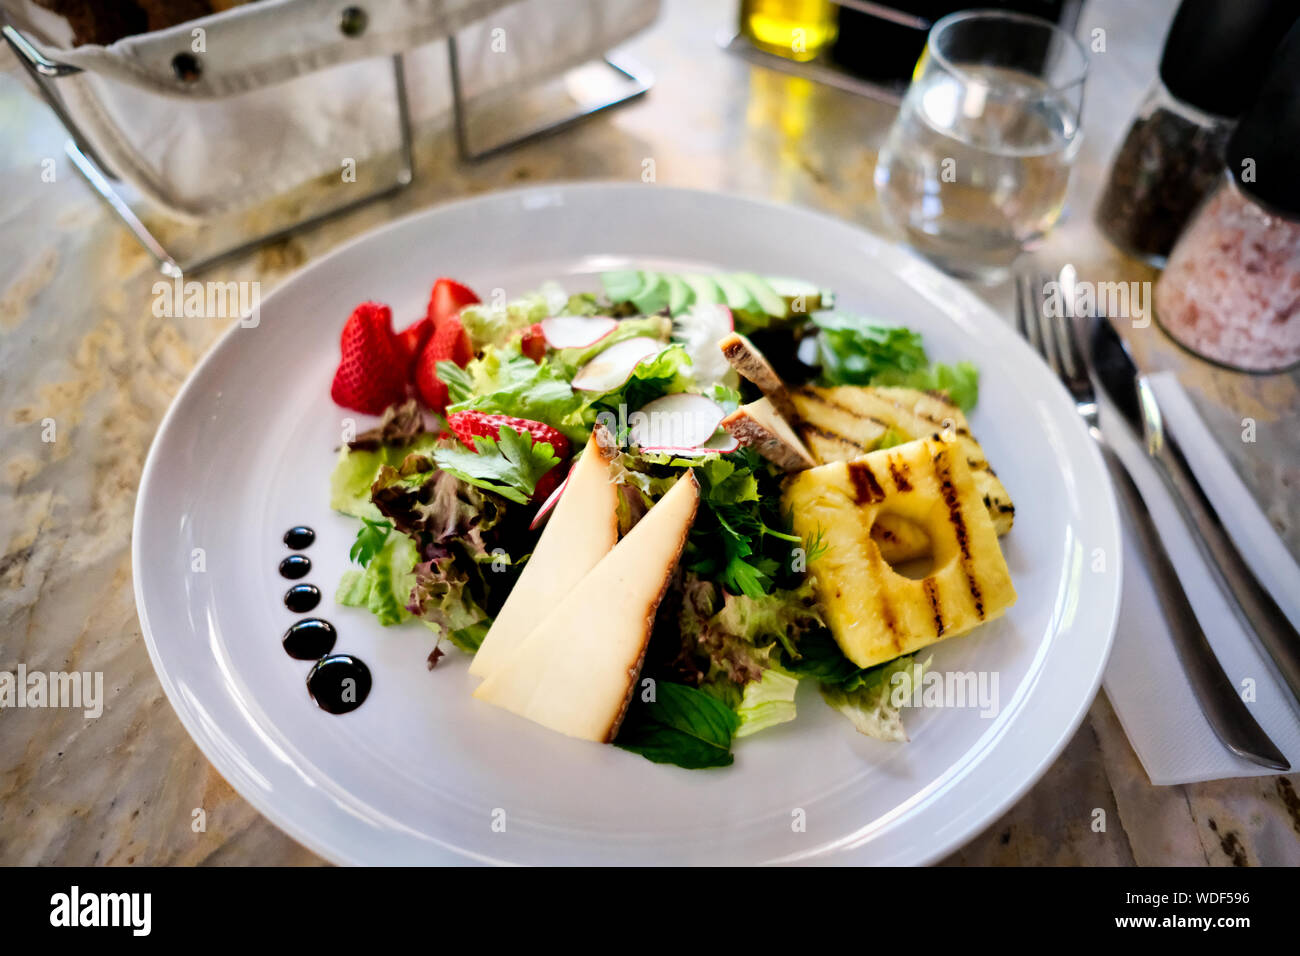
[1159,0,1297,118]
[1227,18,1300,218]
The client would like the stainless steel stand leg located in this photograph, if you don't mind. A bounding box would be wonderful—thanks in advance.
[6,27,415,276]
[448,36,653,163]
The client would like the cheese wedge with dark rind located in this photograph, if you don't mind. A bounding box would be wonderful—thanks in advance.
[718,332,801,424]
[469,430,618,679]
[472,472,700,742]
[721,397,815,471]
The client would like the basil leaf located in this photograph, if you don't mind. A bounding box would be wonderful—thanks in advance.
[615,682,740,769]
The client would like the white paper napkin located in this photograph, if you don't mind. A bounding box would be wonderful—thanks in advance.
[1100,371,1300,784]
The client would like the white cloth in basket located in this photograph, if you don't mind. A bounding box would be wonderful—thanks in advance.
[3,0,659,218]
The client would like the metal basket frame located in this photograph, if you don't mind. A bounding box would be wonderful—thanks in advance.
[2,19,650,276]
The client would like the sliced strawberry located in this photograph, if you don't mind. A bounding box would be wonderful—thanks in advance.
[426,278,480,329]
[414,316,472,413]
[446,412,572,459]
[431,314,474,367]
[330,302,408,414]
[519,322,547,363]
[394,316,433,376]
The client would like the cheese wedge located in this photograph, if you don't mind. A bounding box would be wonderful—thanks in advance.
[718,332,801,424]
[468,431,618,679]
[473,472,700,742]
[721,397,815,471]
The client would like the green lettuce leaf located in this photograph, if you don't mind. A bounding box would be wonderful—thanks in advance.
[443,345,588,443]
[329,434,437,519]
[871,361,980,414]
[409,553,491,641]
[819,656,924,743]
[812,315,928,384]
[811,314,980,412]
[735,666,800,738]
[335,531,420,626]
[614,681,740,769]
[458,293,549,351]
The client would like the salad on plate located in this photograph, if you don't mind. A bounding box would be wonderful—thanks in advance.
[325,270,1017,769]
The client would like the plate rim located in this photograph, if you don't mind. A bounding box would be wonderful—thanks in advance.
[132,181,1123,866]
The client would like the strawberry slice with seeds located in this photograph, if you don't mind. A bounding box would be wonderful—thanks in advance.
[426,278,480,329]
[445,411,572,459]
[446,411,571,501]
[394,316,433,377]
[520,322,547,363]
[330,302,408,414]
[414,315,473,412]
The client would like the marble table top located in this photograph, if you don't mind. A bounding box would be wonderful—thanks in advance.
[1,0,1297,865]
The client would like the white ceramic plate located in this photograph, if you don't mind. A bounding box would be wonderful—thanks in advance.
[133,184,1121,865]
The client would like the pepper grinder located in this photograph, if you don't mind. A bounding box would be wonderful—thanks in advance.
[1095,0,1297,267]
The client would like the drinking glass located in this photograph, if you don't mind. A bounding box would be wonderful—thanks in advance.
[874,10,1089,281]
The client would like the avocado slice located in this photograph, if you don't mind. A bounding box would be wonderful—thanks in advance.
[602,270,642,303]
[714,273,757,314]
[682,273,722,306]
[665,274,694,315]
[714,273,768,331]
[630,272,671,315]
[765,276,832,315]
[734,272,789,320]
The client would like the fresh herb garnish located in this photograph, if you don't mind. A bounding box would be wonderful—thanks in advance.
[431,425,560,505]
[349,517,393,567]
[614,681,740,769]
[685,451,803,598]
[811,314,979,412]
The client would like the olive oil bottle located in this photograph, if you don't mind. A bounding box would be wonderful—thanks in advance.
[740,0,837,62]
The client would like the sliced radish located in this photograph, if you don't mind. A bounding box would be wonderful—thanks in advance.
[529,468,572,530]
[571,337,663,392]
[639,428,741,458]
[700,430,740,453]
[540,315,618,349]
[628,393,726,449]
[673,304,735,385]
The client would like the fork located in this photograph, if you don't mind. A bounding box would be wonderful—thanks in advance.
[1013,270,1289,771]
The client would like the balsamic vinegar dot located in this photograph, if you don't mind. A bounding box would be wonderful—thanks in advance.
[284,583,321,613]
[282,619,337,660]
[279,554,312,579]
[283,526,315,549]
[307,655,372,714]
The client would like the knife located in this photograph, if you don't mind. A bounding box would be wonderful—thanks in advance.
[1091,318,1300,709]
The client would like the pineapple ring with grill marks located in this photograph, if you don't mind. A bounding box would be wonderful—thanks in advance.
[788,385,1016,563]
[783,437,1016,670]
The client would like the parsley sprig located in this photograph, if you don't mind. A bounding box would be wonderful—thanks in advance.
[685,451,803,599]
[431,425,559,505]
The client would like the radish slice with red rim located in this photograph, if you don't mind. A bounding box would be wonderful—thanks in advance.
[628,393,726,449]
[540,315,618,349]
[571,337,663,392]
[672,303,735,385]
[529,469,571,530]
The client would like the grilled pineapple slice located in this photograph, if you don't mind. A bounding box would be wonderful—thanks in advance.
[783,438,1016,669]
[789,385,1015,562]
